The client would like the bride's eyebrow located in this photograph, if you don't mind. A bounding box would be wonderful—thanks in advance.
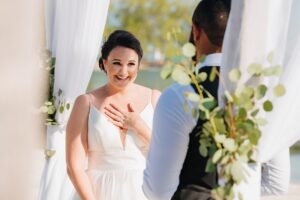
[112,59,121,62]
[128,60,136,63]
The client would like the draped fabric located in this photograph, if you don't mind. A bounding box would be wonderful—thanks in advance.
[220,0,300,162]
[39,0,110,199]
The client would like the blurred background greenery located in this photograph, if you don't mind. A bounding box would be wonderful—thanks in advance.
[103,0,197,67]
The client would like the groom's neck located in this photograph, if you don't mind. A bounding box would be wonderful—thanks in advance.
[196,47,221,63]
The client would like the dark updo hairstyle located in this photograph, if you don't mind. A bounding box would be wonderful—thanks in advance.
[98,30,143,71]
[191,0,231,47]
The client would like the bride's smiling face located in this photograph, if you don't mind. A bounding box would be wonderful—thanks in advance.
[103,46,139,89]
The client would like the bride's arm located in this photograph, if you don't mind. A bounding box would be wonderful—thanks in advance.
[66,95,96,200]
[130,89,161,148]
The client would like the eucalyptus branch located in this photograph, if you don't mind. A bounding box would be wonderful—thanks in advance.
[226,102,236,138]
[162,40,284,200]
[189,70,204,99]
[214,68,236,138]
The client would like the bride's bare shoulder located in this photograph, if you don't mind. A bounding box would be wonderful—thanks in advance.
[73,94,90,110]
[133,84,161,106]
[134,84,157,93]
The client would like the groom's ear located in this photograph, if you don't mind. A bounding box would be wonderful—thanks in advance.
[192,24,201,43]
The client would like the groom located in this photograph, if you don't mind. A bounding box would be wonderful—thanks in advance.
[143,0,231,199]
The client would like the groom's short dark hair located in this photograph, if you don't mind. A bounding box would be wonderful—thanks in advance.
[192,0,231,47]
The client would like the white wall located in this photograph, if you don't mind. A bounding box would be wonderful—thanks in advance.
[0,0,47,199]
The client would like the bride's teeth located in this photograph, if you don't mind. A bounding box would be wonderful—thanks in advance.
[116,75,128,79]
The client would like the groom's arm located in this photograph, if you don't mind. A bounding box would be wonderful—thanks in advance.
[143,85,197,200]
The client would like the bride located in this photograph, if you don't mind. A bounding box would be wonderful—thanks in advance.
[66,30,160,200]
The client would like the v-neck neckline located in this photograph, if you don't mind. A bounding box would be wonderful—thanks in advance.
[89,103,152,150]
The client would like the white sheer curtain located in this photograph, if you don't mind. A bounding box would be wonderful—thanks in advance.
[221,0,300,163]
[38,0,110,199]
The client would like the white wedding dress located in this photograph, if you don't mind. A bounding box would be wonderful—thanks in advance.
[78,103,153,200]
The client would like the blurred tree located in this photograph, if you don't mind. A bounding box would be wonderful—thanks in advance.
[104,0,197,65]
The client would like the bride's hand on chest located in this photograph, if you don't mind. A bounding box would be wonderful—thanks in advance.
[104,103,142,131]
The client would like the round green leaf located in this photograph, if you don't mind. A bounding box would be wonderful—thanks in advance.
[256,84,268,100]
[263,100,273,112]
[215,134,226,143]
[228,68,241,83]
[199,145,208,157]
[242,87,254,98]
[238,107,247,119]
[45,149,56,160]
[202,98,217,110]
[66,103,71,110]
[231,161,245,183]
[160,64,173,79]
[212,149,223,163]
[205,158,216,173]
[45,101,53,106]
[224,138,237,152]
[249,130,261,145]
[220,154,230,164]
[274,84,286,97]
[182,42,196,58]
[262,65,282,76]
[50,57,56,67]
[198,72,207,82]
[213,118,226,134]
[59,106,64,113]
[248,63,262,76]
[251,109,259,117]
[48,106,55,115]
[171,68,191,85]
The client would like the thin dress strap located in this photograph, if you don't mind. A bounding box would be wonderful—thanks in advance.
[86,93,93,107]
[150,89,154,108]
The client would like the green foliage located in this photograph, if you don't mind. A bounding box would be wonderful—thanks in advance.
[274,84,286,97]
[263,100,273,112]
[255,84,267,100]
[45,149,56,160]
[162,42,286,200]
[209,66,218,82]
[182,42,196,58]
[262,65,282,76]
[248,63,262,76]
[40,55,71,126]
[172,67,191,85]
[198,72,208,82]
[229,68,241,83]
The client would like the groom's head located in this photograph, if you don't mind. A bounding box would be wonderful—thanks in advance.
[191,0,231,62]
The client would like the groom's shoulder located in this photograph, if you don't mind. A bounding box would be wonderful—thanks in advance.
[159,83,194,103]
[164,83,194,95]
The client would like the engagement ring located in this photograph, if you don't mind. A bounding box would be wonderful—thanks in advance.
[117,116,123,122]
